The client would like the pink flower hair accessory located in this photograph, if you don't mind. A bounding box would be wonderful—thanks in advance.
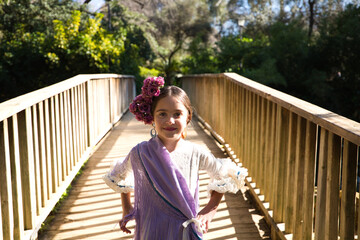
[129,76,165,124]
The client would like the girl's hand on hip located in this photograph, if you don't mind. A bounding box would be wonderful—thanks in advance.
[119,218,131,234]
[196,191,224,233]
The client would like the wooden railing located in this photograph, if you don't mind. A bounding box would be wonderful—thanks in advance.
[181,73,360,240]
[0,74,135,240]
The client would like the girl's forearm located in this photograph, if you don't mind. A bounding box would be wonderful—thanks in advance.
[205,191,224,211]
[121,192,133,216]
[198,191,224,215]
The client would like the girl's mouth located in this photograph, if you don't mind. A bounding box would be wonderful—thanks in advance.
[164,127,177,131]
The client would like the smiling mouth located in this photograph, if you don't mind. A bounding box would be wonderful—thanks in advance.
[164,127,177,131]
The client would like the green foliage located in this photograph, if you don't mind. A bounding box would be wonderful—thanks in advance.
[0,10,126,101]
[312,4,360,121]
[181,36,218,74]
[139,66,160,79]
[0,0,81,35]
[268,20,310,96]
[243,58,286,87]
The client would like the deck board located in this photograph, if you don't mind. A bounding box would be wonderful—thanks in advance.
[38,111,270,240]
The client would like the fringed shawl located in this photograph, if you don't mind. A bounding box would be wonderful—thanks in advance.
[124,137,202,240]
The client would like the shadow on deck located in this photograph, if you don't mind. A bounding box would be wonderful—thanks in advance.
[38,112,270,240]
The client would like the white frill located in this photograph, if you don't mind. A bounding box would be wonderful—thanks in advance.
[102,173,134,193]
[207,159,248,197]
[102,156,134,193]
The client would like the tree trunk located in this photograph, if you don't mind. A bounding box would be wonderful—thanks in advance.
[308,0,315,38]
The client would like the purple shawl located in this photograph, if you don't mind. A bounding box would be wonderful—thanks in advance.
[124,137,202,240]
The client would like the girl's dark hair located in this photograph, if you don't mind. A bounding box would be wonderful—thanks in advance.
[151,86,193,123]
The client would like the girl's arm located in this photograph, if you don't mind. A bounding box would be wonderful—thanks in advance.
[119,192,133,234]
[196,191,224,233]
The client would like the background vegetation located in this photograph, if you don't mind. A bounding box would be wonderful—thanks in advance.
[1,0,359,122]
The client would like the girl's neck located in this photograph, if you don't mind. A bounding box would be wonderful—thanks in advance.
[157,136,184,153]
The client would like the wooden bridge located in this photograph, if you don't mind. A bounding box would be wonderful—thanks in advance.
[1,73,360,240]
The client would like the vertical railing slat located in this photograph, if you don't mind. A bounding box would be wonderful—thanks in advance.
[324,132,341,240]
[71,88,78,163]
[50,96,58,192]
[254,94,261,187]
[274,106,289,224]
[32,105,41,215]
[59,92,66,180]
[315,128,329,240]
[339,140,358,239]
[258,97,267,194]
[240,87,246,165]
[268,102,277,216]
[9,115,25,239]
[0,192,2,239]
[68,89,75,169]
[263,100,272,204]
[37,101,48,207]
[293,116,307,239]
[18,108,36,230]
[249,92,256,181]
[302,121,317,239]
[0,119,14,240]
[44,99,53,198]
[285,112,297,234]
[64,90,71,173]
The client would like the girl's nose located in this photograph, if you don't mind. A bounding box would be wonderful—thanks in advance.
[167,117,175,124]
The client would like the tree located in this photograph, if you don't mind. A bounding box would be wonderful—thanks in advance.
[0,0,82,36]
[0,10,126,102]
[149,0,212,84]
[313,4,360,121]
[102,0,213,85]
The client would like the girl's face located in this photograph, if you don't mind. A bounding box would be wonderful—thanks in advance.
[153,95,190,143]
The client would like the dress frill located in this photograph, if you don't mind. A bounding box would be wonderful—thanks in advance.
[102,158,134,193]
[207,158,248,197]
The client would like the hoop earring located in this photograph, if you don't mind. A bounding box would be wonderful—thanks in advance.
[150,124,157,138]
[181,128,187,139]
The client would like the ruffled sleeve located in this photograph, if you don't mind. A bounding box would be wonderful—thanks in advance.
[198,147,248,196]
[102,149,135,193]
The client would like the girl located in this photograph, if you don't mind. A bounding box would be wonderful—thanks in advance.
[103,76,247,240]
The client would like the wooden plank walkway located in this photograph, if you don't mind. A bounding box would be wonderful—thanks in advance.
[38,111,270,240]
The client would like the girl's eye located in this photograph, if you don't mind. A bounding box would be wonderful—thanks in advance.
[174,112,181,118]
[159,112,166,117]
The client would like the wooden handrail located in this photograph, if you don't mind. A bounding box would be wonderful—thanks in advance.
[0,74,135,240]
[181,73,360,240]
